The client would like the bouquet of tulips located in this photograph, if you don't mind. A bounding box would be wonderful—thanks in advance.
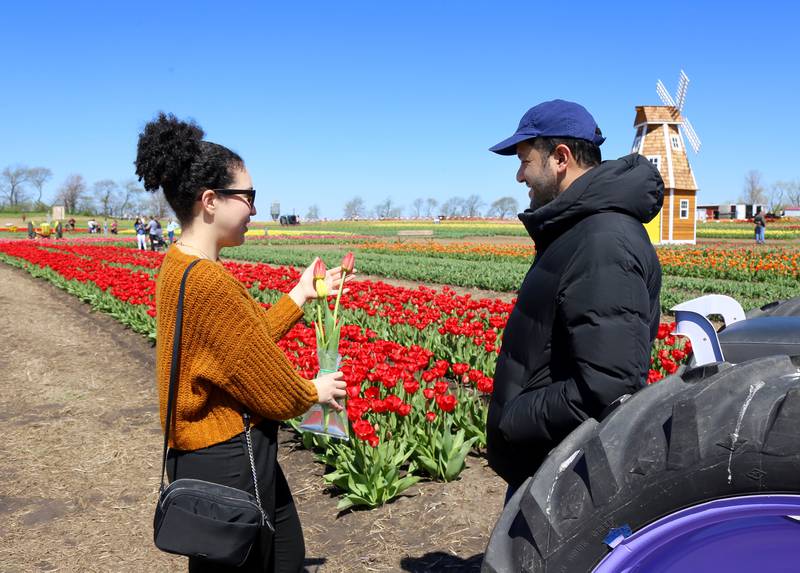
[299,252,355,440]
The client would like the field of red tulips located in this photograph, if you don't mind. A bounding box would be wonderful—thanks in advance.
[0,239,691,508]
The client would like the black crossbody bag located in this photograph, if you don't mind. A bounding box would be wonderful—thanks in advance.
[153,259,274,566]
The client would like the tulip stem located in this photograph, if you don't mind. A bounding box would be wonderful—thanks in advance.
[316,303,326,347]
[332,269,347,332]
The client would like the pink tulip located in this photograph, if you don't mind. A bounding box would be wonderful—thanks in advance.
[340,252,355,274]
[313,258,327,280]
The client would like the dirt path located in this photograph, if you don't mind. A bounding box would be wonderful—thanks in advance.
[0,263,504,572]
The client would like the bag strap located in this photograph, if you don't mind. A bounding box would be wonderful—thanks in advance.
[159,258,202,492]
[157,259,269,527]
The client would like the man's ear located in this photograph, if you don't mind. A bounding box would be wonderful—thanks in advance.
[553,144,572,173]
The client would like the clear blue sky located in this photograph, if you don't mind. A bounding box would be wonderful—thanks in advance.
[2,1,798,219]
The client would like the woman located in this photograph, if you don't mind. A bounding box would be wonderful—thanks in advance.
[134,217,147,250]
[135,112,348,572]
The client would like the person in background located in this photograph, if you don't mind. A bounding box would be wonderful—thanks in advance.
[154,218,165,250]
[147,215,159,251]
[134,217,147,250]
[110,219,118,235]
[753,208,766,245]
[166,218,179,244]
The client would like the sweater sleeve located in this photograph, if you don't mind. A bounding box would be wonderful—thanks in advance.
[259,294,306,343]
[188,264,319,421]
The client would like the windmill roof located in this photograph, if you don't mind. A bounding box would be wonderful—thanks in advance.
[634,106,683,125]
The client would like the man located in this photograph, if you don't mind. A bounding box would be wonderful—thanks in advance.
[486,100,664,499]
[147,215,159,251]
[753,208,766,244]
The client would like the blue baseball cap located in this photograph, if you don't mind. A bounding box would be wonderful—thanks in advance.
[489,99,606,155]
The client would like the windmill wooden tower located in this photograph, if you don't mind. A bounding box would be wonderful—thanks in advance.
[633,70,701,244]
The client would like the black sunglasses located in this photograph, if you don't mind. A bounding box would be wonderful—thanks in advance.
[199,188,257,208]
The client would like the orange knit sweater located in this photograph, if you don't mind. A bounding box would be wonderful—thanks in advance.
[155,245,318,450]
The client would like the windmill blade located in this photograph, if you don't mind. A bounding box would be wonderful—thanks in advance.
[682,117,702,153]
[675,70,690,111]
[656,80,676,107]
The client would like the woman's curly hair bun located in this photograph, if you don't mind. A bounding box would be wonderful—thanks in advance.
[134,112,243,223]
[134,112,204,193]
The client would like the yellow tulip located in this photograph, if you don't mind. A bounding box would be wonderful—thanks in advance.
[315,278,329,298]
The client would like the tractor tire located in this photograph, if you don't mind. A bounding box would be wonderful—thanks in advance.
[746,296,800,319]
[482,354,800,573]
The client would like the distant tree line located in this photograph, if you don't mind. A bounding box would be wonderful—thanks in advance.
[0,164,172,218]
[737,170,800,214]
[341,194,521,220]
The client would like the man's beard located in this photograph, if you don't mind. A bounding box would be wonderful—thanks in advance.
[529,172,560,210]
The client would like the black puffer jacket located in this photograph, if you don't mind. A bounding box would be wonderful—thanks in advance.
[487,153,664,487]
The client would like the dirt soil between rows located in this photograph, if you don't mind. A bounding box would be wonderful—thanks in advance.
[0,262,505,573]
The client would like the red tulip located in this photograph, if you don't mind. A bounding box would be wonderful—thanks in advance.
[402,379,420,395]
[435,393,457,413]
[477,376,494,394]
[352,419,375,440]
[452,363,469,377]
[381,394,397,410]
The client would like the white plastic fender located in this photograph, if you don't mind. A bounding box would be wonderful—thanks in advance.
[671,295,746,367]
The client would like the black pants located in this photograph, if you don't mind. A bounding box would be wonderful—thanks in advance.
[166,422,305,572]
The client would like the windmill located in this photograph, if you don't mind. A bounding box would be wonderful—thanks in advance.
[633,69,701,245]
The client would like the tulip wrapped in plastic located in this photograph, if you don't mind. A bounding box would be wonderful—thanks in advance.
[298,253,355,440]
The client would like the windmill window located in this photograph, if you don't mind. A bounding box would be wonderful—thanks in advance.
[632,127,643,152]
[680,199,689,219]
[671,135,681,150]
[647,156,660,170]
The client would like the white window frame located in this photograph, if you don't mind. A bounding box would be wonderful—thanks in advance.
[647,155,660,170]
[671,135,681,150]
[632,127,643,153]
[679,199,689,219]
